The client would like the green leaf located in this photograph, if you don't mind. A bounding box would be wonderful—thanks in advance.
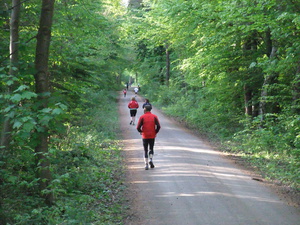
[11,66,18,71]
[6,80,14,86]
[7,111,15,118]
[22,91,37,99]
[56,103,68,110]
[23,121,36,131]
[10,94,22,102]
[39,115,52,125]
[13,85,29,93]
[52,108,64,115]
[13,121,22,129]
[40,108,52,113]
[21,116,33,122]
[3,105,15,113]
[7,175,18,184]
[249,62,257,68]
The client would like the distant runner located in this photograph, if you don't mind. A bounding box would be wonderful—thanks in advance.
[134,87,139,94]
[142,98,152,110]
[128,97,139,125]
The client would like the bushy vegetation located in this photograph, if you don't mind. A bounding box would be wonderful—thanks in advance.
[126,0,300,190]
[1,0,129,223]
[0,88,127,224]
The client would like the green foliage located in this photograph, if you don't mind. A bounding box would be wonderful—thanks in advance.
[50,0,130,86]
[226,113,300,188]
[127,0,300,189]
[1,89,126,224]
[1,0,130,224]
[0,74,67,147]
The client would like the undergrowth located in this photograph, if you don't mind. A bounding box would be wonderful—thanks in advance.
[0,89,127,224]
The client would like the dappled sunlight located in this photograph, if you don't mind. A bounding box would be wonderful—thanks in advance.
[132,180,171,184]
[162,126,183,132]
[132,180,150,184]
[124,156,287,207]
[154,191,282,204]
[149,163,250,182]
[157,139,220,155]
[130,162,284,206]
[125,155,285,206]
[159,145,219,155]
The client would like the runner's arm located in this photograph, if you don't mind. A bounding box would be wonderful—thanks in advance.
[155,117,161,133]
[137,118,143,133]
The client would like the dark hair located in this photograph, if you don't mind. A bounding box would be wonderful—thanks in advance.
[144,105,152,111]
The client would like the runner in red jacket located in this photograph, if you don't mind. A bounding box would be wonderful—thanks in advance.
[128,97,139,125]
[137,105,161,170]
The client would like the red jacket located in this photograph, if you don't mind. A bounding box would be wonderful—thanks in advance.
[128,100,139,109]
[137,112,161,139]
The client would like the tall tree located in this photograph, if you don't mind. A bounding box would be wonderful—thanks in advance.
[34,0,55,205]
[0,1,20,222]
[1,0,20,149]
[165,43,170,86]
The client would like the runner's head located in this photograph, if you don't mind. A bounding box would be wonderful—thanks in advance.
[144,105,152,112]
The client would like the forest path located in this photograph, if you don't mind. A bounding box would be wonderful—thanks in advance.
[118,88,300,225]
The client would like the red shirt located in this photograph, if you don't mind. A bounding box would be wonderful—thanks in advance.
[128,100,139,109]
[137,112,161,139]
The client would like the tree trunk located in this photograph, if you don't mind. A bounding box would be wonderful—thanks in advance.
[1,0,20,150]
[165,44,170,87]
[259,46,278,122]
[34,0,55,206]
[118,72,121,85]
[292,62,300,114]
[265,28,272,57]
[244,84,252,116]
[0,1,21,221]
[135,72,138,85]
[243,31,258,117]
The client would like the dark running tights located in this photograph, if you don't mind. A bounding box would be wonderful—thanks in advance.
[143,138,155,158]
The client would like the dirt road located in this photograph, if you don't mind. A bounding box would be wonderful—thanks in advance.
[119,90,300,225]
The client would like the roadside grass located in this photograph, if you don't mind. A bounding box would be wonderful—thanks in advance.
[47,90,128,224]
[225,130,300,190]
[1,90,128,224]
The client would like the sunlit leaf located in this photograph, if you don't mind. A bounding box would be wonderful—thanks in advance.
[52,108,64,115]
[22,91,37,99]
[40,108,52,113]
[10,94,22,102]
[13,121,22,129]
[23,121,36,131]
[13,85,29,93]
